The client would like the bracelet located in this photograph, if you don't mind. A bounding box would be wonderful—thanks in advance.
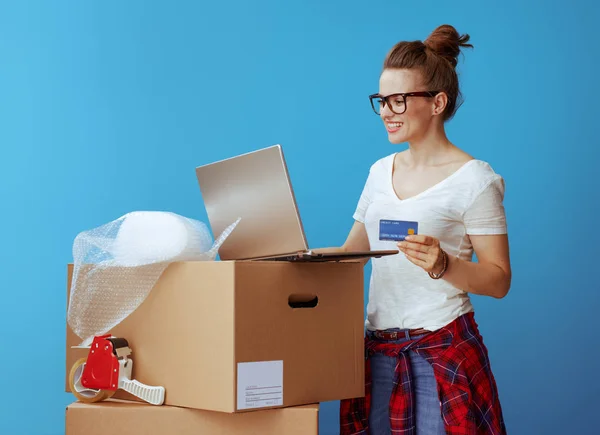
[428,249,448,280]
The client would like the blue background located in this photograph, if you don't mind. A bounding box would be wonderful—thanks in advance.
[1,0,598,433]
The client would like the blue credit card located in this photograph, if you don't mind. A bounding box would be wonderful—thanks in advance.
[379,219,418,241]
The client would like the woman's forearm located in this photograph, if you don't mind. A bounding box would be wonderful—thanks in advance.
[443,255,511,299]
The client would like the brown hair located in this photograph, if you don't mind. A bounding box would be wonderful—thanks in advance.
[383,24,473,121]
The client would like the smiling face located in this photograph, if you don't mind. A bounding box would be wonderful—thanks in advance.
[377,68,442,144]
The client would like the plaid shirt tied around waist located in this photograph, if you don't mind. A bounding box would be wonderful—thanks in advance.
[340,312,506,435]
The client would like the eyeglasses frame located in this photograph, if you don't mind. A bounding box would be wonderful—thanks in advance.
[368,91,440,115]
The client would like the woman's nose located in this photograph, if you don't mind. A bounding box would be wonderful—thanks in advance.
[380,102,393,118]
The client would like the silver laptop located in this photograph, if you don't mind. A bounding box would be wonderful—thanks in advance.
[195,145,398,262]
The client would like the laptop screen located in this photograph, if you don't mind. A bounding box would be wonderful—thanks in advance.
[195,145,309,260]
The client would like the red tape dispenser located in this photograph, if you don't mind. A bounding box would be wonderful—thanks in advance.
[69,334,165,405]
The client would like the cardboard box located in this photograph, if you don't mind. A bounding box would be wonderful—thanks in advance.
[65,400,319,435]
[66,260,365,412]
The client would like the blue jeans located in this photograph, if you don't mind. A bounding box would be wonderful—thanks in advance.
[367,329,446,435]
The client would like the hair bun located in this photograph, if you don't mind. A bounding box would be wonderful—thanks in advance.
[424,24,473,68]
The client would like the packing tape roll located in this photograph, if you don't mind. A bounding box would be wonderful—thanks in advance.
[68,358,116,403]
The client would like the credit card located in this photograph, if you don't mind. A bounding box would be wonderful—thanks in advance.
[379,219,418,241]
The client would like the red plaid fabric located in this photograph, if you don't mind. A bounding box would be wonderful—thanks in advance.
[340,312,506,434]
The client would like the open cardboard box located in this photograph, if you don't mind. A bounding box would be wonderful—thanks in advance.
[66,399,319,435]
[65,260,365,413]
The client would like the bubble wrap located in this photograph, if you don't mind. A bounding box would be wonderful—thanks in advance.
[67,211,240,346]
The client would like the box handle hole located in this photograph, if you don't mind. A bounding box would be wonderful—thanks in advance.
[288,294,319,309]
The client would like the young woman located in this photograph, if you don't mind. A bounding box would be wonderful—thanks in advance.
[332,25,511,434]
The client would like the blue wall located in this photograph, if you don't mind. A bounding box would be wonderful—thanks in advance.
[1,1,598,433]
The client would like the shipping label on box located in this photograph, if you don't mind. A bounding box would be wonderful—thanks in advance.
[237,360,283,410]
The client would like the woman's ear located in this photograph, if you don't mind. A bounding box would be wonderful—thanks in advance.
[432,92,448,116]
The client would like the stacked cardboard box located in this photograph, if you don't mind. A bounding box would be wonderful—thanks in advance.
[65,400,319,435]
[65,259,365,433]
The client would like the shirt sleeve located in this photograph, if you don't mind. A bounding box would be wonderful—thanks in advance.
[463,175,507,235]
[352,168,374,223]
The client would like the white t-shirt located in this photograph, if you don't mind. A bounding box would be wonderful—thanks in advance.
[354,153,507,332]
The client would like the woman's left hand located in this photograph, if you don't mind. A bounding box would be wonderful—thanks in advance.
[397,235,445,274]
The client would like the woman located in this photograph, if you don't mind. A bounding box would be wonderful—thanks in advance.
[333,25,511,434]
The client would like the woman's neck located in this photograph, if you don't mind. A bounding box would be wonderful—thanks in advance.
[405,123,455,167]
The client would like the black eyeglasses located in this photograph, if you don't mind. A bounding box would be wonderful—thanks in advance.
[368,91,440,115]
